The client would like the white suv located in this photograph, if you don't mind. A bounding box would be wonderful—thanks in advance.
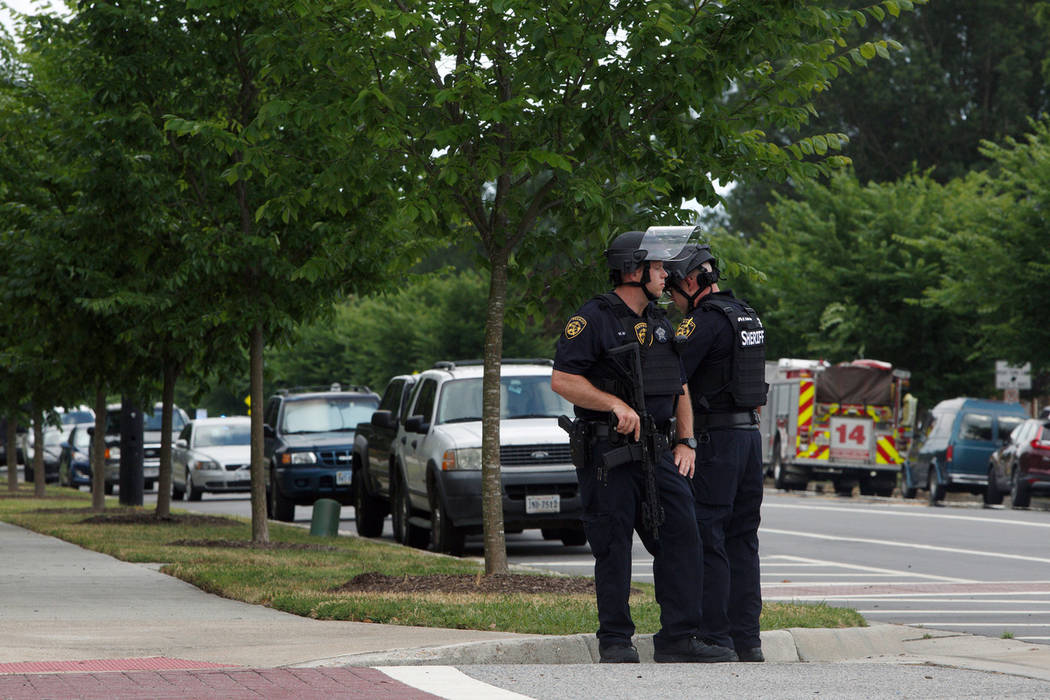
[392,359,586,556]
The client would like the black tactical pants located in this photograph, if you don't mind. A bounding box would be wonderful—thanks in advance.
[692,427,763,652]
[577,438,702,646]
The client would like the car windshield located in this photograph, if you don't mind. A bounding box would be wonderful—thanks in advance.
[997,415,1025,439]
[144,411,186,431]
[194,423,250,447]
[436,375,572,424]
[61,411,93,425]
[281,397,379,433]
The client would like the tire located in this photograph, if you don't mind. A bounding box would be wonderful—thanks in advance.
[560,527,588,547]
[861,476,895,498]
[540,528,560,541]
[900,466,917,499]
[1010,468,1031,509]
[927,467,945,505]
[430,490,465,556]
[771,440,804,491]
[391,475,407,544]
[187,472,202,502]
[983,465,1004,506]
[353,465,387,537]
[392,472,428,548]
[143,480,154,492]
[833,479,854,497]
[172,470,186,501]
[269,472,295,521]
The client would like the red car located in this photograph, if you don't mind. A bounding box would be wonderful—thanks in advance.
[986,418,1050,508]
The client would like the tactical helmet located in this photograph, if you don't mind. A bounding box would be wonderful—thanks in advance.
[665,244,717,283]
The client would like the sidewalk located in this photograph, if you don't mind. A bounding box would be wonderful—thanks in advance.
[1,520,1049,699]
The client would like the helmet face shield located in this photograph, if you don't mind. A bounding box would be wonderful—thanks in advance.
[639,226,696,263]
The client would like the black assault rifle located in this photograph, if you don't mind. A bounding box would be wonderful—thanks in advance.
[599,343,666,540]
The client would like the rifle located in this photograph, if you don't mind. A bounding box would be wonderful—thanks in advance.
[600,343,666,540]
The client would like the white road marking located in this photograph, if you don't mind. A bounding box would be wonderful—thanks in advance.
[906,622,1050,627]
[791,597,1050,603]
[858,610,1050,614]
[761,527,1050,565]
[763,501,1050,529]
[377,666,533,700]
[763,554,971,582]
[761,573,914,578]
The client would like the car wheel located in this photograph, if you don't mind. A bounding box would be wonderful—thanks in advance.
[900,466,917,499]
[983,465,1004,506]
[430,490,465,556]
[172,470,186,501]
[833,479,854,497]
[353,464,386,538]
[1010,468,1032,509]
[187,472,202,502]
[394,474,428,549]
[269,472,295,521]
[560,527,588,547]
[771,440,805,491]
[540,528,560,541]
[927,467,945,505]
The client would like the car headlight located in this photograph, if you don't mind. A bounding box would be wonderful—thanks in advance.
[280,451,317,465]
[191,458,222,471]
[441,448,482,471]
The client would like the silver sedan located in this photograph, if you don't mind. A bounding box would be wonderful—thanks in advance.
[172,417,251,501]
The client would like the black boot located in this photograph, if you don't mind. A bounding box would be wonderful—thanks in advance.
[654,636,738,663]
[736,647,764,662]
[599,642,640,663]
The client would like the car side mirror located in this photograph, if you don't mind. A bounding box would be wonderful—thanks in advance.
[263,424,276,439]
[371,410,393,429]
[404,415,429,434]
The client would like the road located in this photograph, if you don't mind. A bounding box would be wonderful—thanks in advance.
[146,485,1050,645]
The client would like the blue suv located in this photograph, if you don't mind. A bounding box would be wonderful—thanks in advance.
[263,384,380,521]
[904,397,1028,505]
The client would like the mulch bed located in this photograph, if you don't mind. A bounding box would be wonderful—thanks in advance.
[0,491,83,500]
[170,538,339,551]
[332,571,603,595]
[78,512,241,527]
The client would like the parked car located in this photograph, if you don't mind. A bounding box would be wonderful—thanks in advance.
[172,416,251,501]
[263,384,381,521]
[57,425,94,488]
[904,397,1028,505]
[351,374,418,536]
[986,418,1050,508]
[18,405,94,470]
[103,403,189,493]
[392,359,585,556]
[23,427,67,483]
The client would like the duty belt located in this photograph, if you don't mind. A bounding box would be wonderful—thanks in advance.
[586,420,674,447]
[695,410,760,431]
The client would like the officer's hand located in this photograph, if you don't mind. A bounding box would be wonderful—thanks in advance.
[611,402,640,441]
[674,444,695,477]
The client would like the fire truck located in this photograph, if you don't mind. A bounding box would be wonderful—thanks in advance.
[759,358,915,497]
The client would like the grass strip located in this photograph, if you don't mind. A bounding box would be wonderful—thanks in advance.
[0,485,865,635]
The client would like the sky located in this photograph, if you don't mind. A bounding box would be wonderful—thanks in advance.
[1,0,64,39]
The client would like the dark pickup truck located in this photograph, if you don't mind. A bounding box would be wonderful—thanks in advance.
[351,374,417,536]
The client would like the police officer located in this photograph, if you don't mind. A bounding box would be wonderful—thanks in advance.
[667,243,768,663]
[552,228,736,664]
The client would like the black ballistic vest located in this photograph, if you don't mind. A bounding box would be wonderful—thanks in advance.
[689,295,768,411]
[584,293,683,406]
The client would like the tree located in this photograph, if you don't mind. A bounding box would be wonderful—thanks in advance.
[270,0,919,573]
[724,0,1050,238]
[708,170,993,408]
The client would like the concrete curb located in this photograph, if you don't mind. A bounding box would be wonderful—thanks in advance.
[294,623,1050,682]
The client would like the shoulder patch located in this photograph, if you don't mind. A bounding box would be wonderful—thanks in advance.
[676,317,696,340]
[634,322,651,346]
[564,315,587,339]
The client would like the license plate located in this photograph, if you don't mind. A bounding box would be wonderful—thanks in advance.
[526,494,560,514]
[336,470,352,486]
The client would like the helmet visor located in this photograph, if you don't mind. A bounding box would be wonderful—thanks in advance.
[640,226,695,262]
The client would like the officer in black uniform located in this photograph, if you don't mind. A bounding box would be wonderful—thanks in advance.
[666,244,768,663]
[552,229,737,664]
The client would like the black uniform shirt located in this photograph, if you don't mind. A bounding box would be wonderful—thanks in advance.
[554,294,684,425]
[677,290,738,414]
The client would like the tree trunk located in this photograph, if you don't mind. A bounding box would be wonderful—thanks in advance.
[249,322,269,544]
[32,407,45,498]
[155,363,178,518]
[91,389,107,512]
[6,417,17,493]
[482,253,509,574]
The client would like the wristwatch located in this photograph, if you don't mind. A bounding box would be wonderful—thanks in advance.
[676,437,698,449]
